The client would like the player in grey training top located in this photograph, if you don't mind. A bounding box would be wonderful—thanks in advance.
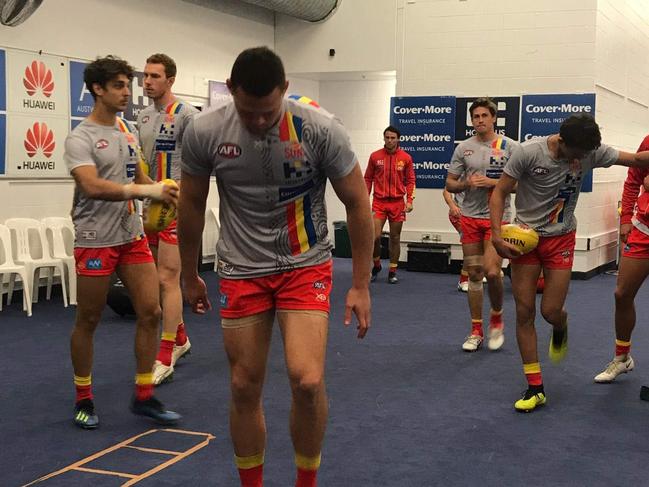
[490,114,649,413]
[177,47,373,487]
[64,56,180,431]
[137,53,198,386]
[446,98,519,354]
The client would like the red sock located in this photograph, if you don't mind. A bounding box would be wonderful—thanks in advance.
[238,464,263,487]
[296,468,318,487]
[489,310,504,329]
[523,363,542,386]
[157,338,175,366]
[615,339,631,357]
[175,322,188,346]
[471,319,483,337]
[459,272,468,283]
[135,373,154,402]
[373,259,381,269]
[74,375,93,403]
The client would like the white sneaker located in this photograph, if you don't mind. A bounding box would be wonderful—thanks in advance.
[482,276,487,283]
[594,356,634,383]
[488,327,505,351]
[457,280,468,292]
[153,360,174,385]
[462,334,483,352]
[171,338,191,367]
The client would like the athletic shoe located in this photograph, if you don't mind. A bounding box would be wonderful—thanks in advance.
[370,265,382,282]
[130,396,181,425]
[152,360,174,385]
[171,338,191,366]
[548,325,568,363]
[457,280,468,292]
[462,334,483,352]
[388,272,398,284]
[488,326,504,351]
[514,387,546,413]
[594,356,635,383]
[74,399,99,429]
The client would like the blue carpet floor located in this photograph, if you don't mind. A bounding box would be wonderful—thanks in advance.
[2,259,649,486]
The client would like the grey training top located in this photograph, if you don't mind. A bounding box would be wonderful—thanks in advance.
[182,97,358,279]
[448,135,517,221]
[64,118,144,247]
[137,99,198,181]
[504,136,619,236]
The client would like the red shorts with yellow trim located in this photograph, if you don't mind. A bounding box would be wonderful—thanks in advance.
[511,231,576,269]
[145,219,178,247]
[460,216,508,244]
[622,227,649,259]
[74,238,154,276]
[372,198,406,223]
[218,260,332,319]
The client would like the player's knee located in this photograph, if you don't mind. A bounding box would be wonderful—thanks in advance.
[485,269,502,282]
[515,302,535,324]
[74,310,102,332]
[138,303,162,328]
[230,370,264,406]
[540,305,562,325]
[614,286,633,304]
[290,371,325,403]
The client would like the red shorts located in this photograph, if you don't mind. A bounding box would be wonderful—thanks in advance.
[460,216,508,244]
[372,198,406,223]
[622,227,649,259]
[449,213,462,234]
[145,219,178,247]
[74,238,154,276]
[218,260,333,319]
[512,231,576,269]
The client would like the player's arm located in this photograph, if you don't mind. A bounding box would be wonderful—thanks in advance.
[405,155,416,211]
[71,165,176,204]
[443,188,461,217]
[489,173,521,259]
[330,164,373,338]
[177,171,209,280]
[615,150,649,168]
[363,155,375,195]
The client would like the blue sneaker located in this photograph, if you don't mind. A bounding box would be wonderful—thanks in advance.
[74,399,99,429]
[130,396,181,425]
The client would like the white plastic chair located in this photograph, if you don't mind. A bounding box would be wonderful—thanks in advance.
[5,218,68,308]
[208,207,220,272]
[42,217,77,306]
[0,223,32,316]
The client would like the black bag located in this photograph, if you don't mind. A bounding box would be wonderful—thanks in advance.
[107,274,135,317]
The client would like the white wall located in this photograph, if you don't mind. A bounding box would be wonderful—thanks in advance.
[275,0,397,75]
[0,0,274,258]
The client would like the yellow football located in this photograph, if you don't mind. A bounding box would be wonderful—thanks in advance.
[500,223,539,255]
[143,179,178,232]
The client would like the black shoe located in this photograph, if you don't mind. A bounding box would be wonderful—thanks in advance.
[130,396,181,425]
[74,399,99,429]
[388,272,398,284]
[370,265,382,282]
[549,324,568,363]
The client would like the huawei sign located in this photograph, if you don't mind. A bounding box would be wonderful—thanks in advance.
[23,61,54,97]
[24,122,55,158]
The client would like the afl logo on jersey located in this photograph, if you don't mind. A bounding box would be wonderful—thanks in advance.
[141,116,150,124]
[218,143,242,159]
[533,166,549,175]
[463,150,474,157]
[95,139,109,149]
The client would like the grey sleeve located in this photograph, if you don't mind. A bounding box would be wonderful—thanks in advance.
[592,144,620,168]
[447,144,465,176]
[64,133,95,172]
[323,117,357,180]
[180,118,213,176]
[503,144,527,180]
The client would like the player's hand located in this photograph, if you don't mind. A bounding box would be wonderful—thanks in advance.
[159,181,179,206]
[183,275,212,314]
[492,236,522,260]
[405,202,413,213]
[344,286,371,339]
[448,205,461,218]
[620,223,633,243]
[468,173,492,188]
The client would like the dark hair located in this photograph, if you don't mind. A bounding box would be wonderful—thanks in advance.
[383,125,400,138]
[229,46,286,97]
[84,56,134,100]
[559,114,601,151]
[146,53,177,78]
[469,97,497,117]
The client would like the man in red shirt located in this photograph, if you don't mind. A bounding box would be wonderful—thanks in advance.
[594,134,649,383]
[364,126,416,283]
